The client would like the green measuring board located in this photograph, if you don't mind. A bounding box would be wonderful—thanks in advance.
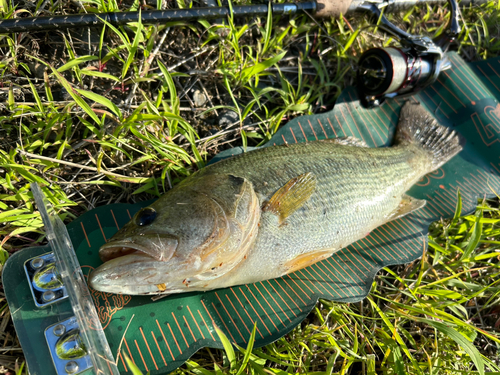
[4,52,500,374]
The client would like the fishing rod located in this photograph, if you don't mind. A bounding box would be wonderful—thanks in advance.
[0,0,484,33]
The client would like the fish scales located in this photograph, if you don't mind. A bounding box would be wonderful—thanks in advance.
[89,103,463,295]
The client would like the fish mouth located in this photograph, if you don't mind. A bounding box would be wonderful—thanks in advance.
[99,242,149,262]
[98,235,178,263]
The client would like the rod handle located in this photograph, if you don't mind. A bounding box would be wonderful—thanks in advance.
[315,0,353,17]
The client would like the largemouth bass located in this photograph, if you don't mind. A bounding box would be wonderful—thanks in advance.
[89,103,462,295]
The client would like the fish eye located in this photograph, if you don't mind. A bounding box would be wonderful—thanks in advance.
[136,207,157,226]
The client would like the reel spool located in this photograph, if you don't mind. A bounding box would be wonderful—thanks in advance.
[357,0,461,107]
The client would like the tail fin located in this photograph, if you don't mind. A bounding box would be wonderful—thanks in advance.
[395,102,463,170]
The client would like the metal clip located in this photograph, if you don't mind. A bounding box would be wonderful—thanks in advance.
[45,316,93,375]
[24,252,68,307]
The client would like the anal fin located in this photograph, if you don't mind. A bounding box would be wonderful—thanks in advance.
[262,172,316,224]
[284,249,334,274]
[388,195,426,222]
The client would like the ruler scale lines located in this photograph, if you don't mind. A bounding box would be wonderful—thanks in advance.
[328,253,367,278]
[351,240,379,265]
[450,56,489,97]
[95,214,107,242]
[334,114,346,136]
[343,245,373,271]
[464,176,484,192]
[211,302,239,342]
[364,105,387,141]
[429,86,458,114]
[171,313,189,348]
[110,209,120,229]
[436,78,466,107]
[317,119,329,139]
[443,71,475,103]
[299,267,333,296]
[345,96,374,145]
[290,128,298,143]
[151,332,167,367]
[224,294,252,335]
[434,191,456,212]
[361,235,393,261]
[134,340,149,372]
[167,323,182,355]
[424,196,447,216]
[156,320,175,360]
[289,271,315,297]
[123,338,135,365]
[339,106,367,144]
[214,292,246,342]
[283,275,310,302]
[420,91,450,119]
[297,121,307,141]
[479,64,500,92]
[266,280,299,316]
[80,222,91,247]
[258,281,292,322]
[119,352,128,372]
[376,226,410,258]
[197,309,215,341]
[245,286,279,331]
[230,288,264,338]
[238,288,272,335]
[139,327,158,371]
[200,300,219,340]
[187,306,205,340]
[252,283,286,327]
[183,315,197,342]
[308,120,319,141]
[327,118,338,137]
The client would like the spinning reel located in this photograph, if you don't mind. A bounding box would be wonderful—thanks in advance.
[356,0,461,107]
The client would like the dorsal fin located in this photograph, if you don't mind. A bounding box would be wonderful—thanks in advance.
[323,137,369,147]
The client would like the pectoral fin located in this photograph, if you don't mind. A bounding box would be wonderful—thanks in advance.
[388,195,426,221]
[262,172,316,224]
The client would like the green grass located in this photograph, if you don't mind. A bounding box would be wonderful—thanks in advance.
[1,0,500,373]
